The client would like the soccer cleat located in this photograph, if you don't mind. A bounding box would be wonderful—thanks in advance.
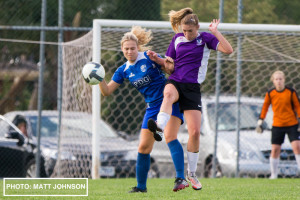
[128,186,147,193]
[147,118,163,141]
[269,175,278,179]
[173,178,189,192]
[187,172,202,190]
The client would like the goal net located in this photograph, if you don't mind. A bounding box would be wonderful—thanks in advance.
[53,20,300,179]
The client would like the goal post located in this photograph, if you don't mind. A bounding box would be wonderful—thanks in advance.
[91,19,300,179]
[55,19,300,179]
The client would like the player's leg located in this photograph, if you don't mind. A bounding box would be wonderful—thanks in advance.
[148,82,179,137]
[291,140,300,174]
[184,109,202,190]
[129,128,155,193]
[269,144,281,179]
[288,125,300,173]
[269,127,285,179]
[164,114,188,192]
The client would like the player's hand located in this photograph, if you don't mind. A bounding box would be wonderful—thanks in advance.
[165,56,174,64]
[147,50,158,62]
[256,119,264,134]
[208,19,220,35]
[164,56,174,74]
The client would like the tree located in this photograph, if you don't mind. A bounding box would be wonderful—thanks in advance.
[160,0,298,24]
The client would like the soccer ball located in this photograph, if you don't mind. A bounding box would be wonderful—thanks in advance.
[82,62,105,85]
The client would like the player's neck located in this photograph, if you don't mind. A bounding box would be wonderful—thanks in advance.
[275,86,285,92]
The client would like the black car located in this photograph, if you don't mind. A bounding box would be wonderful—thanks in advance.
[0,111,159,178]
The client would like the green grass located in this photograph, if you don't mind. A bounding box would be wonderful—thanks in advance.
[1,178,300,200]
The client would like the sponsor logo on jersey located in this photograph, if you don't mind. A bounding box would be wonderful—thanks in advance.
[132,75,151,88]
[140,64,146,72]
[129,73,135,77]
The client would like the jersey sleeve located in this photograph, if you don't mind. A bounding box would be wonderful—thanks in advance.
[292,90,300,118]
[111,66,125,84]
[259,92,271,120]
[203,32,219,51]
[144,51,162,69]
[165,35,176,59]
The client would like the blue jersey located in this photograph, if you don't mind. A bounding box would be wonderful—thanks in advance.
[112,51,166,103]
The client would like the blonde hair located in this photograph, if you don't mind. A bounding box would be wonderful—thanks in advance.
[168,7,199,33]
[271,70,285,81]
[120,26,152,51]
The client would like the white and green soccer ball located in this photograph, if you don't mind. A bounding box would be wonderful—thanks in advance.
[82,62,105,85]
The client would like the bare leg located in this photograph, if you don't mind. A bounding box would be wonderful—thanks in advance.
[291,140,300,171]
[184,110,202,190]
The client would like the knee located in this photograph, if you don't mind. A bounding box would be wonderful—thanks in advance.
[138,143,152,154]
[189,128,200,140]
[164,91,176,102]
[165,134,177,144]
[271,148,281,157]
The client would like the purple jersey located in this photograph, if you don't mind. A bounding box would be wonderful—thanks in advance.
[166,32,219,84]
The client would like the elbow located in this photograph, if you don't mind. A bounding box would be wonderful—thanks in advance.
[101,92,110,97]
[99,88,110,97]
[224,47,233,55]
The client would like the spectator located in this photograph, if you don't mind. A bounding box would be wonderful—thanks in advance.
[13,115,28,138]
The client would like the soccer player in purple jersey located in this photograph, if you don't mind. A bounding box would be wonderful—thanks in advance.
[98,26,185,193]
[148,7,233,190]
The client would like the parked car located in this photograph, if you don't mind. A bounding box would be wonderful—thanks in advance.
[151,96,298,178]
[0,111,159,178]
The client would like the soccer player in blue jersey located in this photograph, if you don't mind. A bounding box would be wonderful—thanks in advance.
[98,26,187,192]
[148,8,233,190]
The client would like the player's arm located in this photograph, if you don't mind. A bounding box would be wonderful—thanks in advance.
[292,90,300,131]
[99,80,120,96]
[163,56,174,74]
[146,50,174,74]
[256,92,271,134]
[209,19,233,55]
[292,90,300,117]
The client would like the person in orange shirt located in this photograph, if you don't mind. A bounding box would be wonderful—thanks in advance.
[256,70,300,179]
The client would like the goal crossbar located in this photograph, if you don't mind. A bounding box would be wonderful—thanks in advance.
[91,19,300,179]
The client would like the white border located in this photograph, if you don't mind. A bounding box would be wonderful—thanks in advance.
[3,178,88,196]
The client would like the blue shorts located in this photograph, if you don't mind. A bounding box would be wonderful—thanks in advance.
[141,100,184,129]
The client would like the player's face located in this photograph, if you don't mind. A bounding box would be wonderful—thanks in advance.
[181,24,199,41]
[273,73,285,91]
[122,40,138,63]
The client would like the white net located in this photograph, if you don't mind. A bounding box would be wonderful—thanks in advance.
[54,21,300,178]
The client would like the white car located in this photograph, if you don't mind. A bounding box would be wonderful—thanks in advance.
[151,96,298,178]
[1,111,159,178]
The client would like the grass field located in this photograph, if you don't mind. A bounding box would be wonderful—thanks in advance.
[1,178,300,200]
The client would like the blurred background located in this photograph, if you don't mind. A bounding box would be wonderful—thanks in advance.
[1,0,300,114]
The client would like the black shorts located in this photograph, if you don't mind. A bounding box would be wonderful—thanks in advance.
[271,124,300,145]
[166,79,202,112]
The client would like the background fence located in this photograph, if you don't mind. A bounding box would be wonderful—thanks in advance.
[0,0,300,179]
[53,21,300,179]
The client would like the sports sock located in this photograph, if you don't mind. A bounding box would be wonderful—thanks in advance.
[295,154,300,171]
[270,157,279,178]
[187,151,199,175]
[167,139,185,179]
[136,152,150,190]
[157,112,170,131]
